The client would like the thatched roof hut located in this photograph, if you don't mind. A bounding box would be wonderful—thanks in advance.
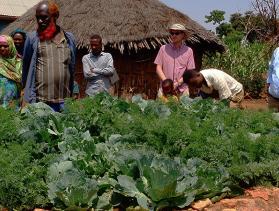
[2,0,225,98]
[0,0,40,31]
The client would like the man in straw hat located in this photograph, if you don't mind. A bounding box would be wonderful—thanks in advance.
[154,23,195,98]
[22,0,76,112]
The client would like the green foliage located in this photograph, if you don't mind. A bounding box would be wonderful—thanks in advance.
[115,155,198,210]
[0,140,56,209]
[0,107,20,144]
[1,94,279,210]
[216,22,235,37]
[206,9,273,42]
[205,10,225,25]
[229,11,266,42]
[230,158,279,187]
[222,30,245,44]
[230,12,245,31]
[203,42,273,97]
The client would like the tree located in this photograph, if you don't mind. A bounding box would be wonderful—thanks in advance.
[205,10,244,39]
[230,13,245,32]
[216,23,234,37]
[205,10,225,25]
[229,11,265,42]
[205,5,278,42]
[252,0,279,37]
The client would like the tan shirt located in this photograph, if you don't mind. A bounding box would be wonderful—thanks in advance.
[200,69,243,100]
[35,30,71,103]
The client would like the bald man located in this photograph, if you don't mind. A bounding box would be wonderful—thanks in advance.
[22,1,76,112]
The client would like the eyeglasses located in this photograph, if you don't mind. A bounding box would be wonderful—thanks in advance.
[170,31,183,36]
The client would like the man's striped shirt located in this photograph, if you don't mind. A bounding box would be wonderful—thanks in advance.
[35,31,71,103]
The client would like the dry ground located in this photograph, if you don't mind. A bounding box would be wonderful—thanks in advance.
[241,98,268,111]
[187,187,279,211]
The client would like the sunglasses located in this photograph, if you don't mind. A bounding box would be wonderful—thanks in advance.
[170,31,183,36]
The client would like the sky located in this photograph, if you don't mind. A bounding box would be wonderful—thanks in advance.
[159,0,253,31]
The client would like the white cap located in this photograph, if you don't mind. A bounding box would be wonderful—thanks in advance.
[169,23,186,31]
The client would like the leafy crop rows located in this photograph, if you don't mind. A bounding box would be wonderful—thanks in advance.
[0,93,279,210]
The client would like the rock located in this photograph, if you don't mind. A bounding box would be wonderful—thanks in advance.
[177,187,279,211]
[191,198,212,210]
[218,199,237,208]
[206,187,279,211]
[245,188,270,201]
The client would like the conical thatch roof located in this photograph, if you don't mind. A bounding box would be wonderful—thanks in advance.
[2,0,225,53]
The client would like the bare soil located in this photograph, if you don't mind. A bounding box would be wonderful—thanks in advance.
[179,187,279,211]
[241,98,268,111]
[206,187,279,211]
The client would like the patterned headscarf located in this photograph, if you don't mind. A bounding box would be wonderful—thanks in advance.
[0,35,22,83]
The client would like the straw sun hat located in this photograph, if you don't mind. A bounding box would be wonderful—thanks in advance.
[169,23,187,31]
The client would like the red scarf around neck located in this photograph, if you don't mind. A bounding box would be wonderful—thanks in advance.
[38,21,57,41]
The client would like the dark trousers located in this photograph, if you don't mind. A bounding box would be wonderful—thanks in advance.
[46,101,65,112]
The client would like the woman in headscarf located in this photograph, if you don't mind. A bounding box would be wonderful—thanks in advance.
[0,35,22,109]
[10,29,27,57]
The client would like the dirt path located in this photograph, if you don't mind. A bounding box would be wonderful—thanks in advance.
[241,99,268,111]
[183,187,279,211]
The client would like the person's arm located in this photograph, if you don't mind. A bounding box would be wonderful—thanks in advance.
[267,60,272,90]
[92,54,114,76]
[267,48,279,84]
[22,33,34,88]
[174,77,183,90]
[186,48,196,69]
[67,32,77,96]
[156,64,166,81]
[154,46,166,81]
[178,47,195,86]
[82,56,97,79]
